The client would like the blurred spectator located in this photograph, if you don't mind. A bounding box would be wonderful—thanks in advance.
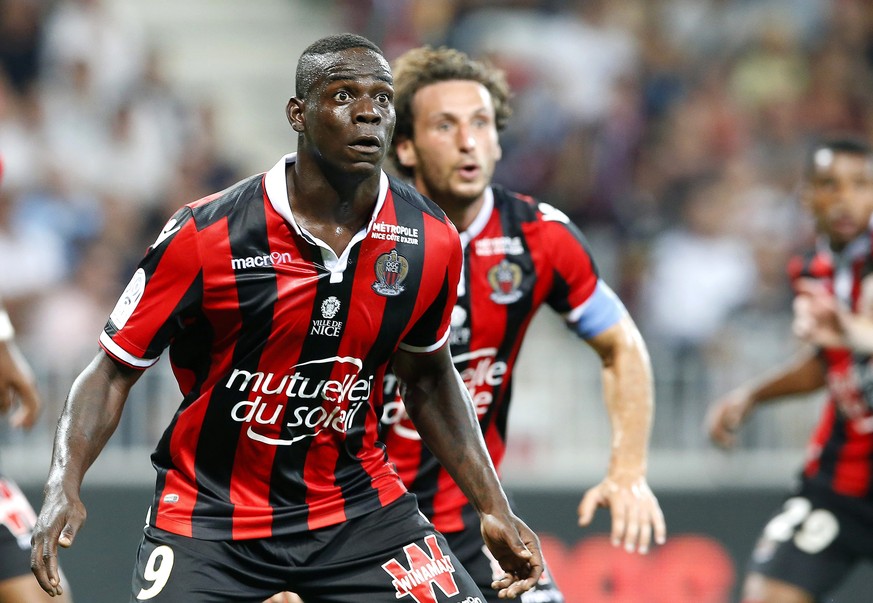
[639,173,758,446]
[0,0,46,96]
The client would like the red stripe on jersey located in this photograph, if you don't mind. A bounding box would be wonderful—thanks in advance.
[833,418,873,496]
[109,217,203,360]
[803,401,834,480]
[538,220,598,309]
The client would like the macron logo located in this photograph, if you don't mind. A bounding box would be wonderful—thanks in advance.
[231,251,292,270]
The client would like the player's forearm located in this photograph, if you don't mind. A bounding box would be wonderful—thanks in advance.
[837,313,873,354]
[401,365,511,517]
[599,321,653,479]
[744,349,826,406]
[45,353,135,493]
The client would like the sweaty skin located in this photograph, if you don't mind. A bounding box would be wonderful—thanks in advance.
[30,44,543,600]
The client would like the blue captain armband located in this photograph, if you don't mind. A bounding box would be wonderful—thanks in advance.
[566,280,626,339]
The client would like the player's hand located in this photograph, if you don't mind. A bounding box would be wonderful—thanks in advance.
[705,388,754,449]
[578,475,666,554]
[0,339,42,430]
[480,512,543,599]
[792,278,846,348]
[30,486,86,596]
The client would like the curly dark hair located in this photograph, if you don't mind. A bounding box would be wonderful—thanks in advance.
[390,46,512,178]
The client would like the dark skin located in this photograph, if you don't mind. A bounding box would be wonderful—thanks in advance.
[31,46,542,599]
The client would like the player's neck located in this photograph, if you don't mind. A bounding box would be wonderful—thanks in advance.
[286,160,380,255]
[288,158,379,224]
[432,193,485,233]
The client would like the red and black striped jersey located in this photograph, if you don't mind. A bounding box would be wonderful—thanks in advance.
[788,229,873,499]
[99,154,462,540]
[381,186,608,533]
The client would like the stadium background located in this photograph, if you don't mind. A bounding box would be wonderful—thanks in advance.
[2,0,873,600]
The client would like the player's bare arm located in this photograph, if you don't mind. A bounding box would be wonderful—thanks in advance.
[30,351,141,596]
[576,315,666,554]
[705,351,826,449]
[794,276,873,353]
[0,326,41,431]
[392,344,544,599]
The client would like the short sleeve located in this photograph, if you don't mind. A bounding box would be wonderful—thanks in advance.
[99,207,203,368]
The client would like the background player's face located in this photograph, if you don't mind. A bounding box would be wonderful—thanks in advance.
[293,47,395,177]
[397,79,502,206]
[803,149,873,249]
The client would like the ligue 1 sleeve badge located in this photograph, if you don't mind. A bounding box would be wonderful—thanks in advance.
[487,259,523,304]
[372,249,410,296]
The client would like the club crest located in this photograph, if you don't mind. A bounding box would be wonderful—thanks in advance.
[487,259,523,304]
[373,249,409,296]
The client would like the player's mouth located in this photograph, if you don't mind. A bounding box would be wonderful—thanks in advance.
[831,217,859,232]
[349,136,382,154]
[457,162,481,180]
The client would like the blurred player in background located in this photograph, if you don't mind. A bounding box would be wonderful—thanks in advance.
[0,154,73,602]
[706,137,873,603]
[29,34,543,602]
[379,45,665,602]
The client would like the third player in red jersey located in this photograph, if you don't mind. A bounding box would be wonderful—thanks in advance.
[707,137,873,603]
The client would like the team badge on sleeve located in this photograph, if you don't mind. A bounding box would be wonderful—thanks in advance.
[373,249,409,296]
[110,268,147,329]
[487,259,523,304]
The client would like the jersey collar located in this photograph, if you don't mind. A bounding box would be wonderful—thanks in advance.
[458,187,494,249]
[264,153,389,282]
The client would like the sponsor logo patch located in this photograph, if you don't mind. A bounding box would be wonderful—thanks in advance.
[371,221,420,245]
[382,534,459,603]
[227,357,372,446]
[311,296,343,337]
[231,251,292,271]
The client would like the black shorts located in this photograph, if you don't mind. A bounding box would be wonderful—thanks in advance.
[747,480,873,597]
[444,522,564,603]
[130,493,487,602]
[0,475,38,582]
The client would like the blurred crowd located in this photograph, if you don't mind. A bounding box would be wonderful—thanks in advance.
[0,0,245,368]
[2,0,873,448]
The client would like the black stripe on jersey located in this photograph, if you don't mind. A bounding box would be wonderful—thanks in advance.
[485,190,536,439]
[104,206,198,349]
[267,244,359,518]
[189,180,278,539]
[151,271,211,507]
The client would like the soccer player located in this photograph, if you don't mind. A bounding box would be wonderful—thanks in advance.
[0,300,74,603]
[706,137,873,603]
[378,45,666,601]
[0,153,73,603]
[29,34,543,602]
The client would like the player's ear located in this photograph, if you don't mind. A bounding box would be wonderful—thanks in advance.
[395,138,417,169]
[287,98,304,132]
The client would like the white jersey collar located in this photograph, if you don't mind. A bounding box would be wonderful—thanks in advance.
[263,153,389,282]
